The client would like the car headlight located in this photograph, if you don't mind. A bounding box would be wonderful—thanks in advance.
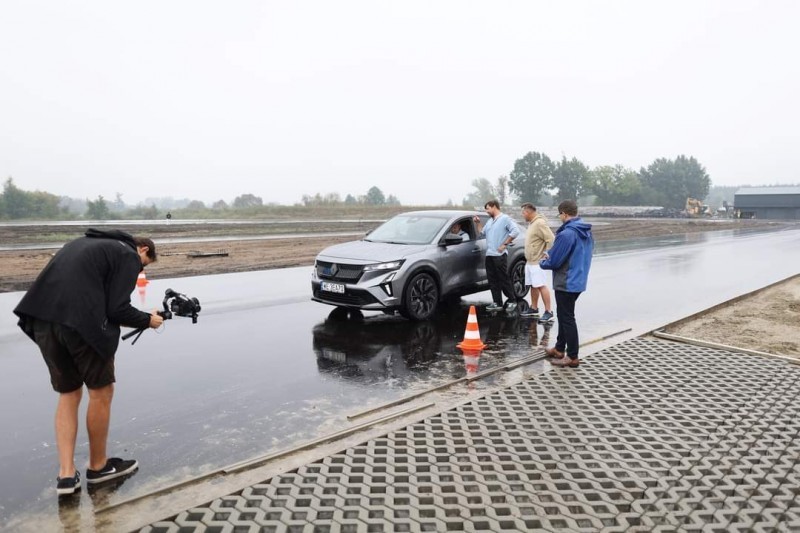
[363,260,404,272]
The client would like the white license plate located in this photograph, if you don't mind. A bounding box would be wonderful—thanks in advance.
[322,349,347,362]
[321,281,345,294]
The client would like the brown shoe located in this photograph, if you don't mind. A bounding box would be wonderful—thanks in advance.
[545,347,565,359]
[550,356,579,368]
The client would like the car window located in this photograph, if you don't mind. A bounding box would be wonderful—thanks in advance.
[366,215,448,245]
[476,214,489,239]
[455,217,474,241]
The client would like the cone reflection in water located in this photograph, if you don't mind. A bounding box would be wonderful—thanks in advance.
[136,272,148,304]
[457,305,486,351]
[462,349,481,377]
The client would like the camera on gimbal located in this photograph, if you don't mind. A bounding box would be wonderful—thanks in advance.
[122,288,201,345]
[161,288,201,323]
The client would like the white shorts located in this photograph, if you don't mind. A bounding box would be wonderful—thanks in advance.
[525,264,549,288]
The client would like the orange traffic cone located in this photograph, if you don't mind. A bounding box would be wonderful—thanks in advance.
[457,305,486,351]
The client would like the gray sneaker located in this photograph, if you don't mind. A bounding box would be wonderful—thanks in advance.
[538,311,555,323]
[520,308,540,318]
[505,301,517,313]
[486,303,502,312]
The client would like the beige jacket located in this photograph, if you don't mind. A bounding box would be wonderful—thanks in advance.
[524,214,555,263]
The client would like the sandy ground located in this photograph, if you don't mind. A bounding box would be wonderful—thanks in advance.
[665,274,800,358]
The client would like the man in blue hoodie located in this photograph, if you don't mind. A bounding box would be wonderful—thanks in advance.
[539,200,593,368]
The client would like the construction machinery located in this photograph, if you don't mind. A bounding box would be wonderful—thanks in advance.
[685,197,712,217]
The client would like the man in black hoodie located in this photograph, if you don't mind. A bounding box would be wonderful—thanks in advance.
[14,229,164,495]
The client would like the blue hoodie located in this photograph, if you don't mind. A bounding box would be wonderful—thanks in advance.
[539,217,593,292]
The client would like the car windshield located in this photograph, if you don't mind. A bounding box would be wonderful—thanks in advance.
[366,215,448,245]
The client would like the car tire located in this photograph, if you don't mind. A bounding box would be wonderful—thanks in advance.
[328,307,350,321]
[401,272,439,321]
[510,259,527,299]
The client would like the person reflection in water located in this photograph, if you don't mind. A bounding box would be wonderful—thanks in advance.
[529,321,552,349]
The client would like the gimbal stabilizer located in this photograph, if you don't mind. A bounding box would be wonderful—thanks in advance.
[122,289,201,345]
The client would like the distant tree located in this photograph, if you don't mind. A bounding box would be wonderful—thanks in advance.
[142,197,191,210]
[704,185,739,210]
[462,178,497,207]
[496,175,509,205]
[59,196,87,215]
[587,165,644,205]
[28,190,62,218]
[386,194,401,206]
[445,198,454,207]
[232,193,263,209]
[303,192,343,207]
[110,192,126,212]
[85,195,111,220]
[344,194,357,205]
[186,200,206,209]
[134,203,158,219]
[365,186,386,205]
[552,156,589,202]
[509,152,555,204]
[211,199,228,209]
[1,177,31,219]
[639,155,711,209]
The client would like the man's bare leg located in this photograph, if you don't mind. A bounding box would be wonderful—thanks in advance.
[539,285,553,312]
[529,286,541,310]
[56,388,83,478]
[87,384,114,471]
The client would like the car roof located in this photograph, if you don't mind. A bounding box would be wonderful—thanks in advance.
[394,210,482,218]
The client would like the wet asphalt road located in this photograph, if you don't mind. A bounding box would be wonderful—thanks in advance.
[1,225,799,529]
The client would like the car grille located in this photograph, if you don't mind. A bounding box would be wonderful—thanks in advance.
[316,261,364,282]
[313,288,380,307]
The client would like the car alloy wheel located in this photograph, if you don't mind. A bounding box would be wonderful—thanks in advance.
[511,259,527,299]
[403,272,439,321]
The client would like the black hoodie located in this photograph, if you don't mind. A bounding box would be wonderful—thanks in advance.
[14,229,151,358]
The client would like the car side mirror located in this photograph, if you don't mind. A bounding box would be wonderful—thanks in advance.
[443,233,464,246]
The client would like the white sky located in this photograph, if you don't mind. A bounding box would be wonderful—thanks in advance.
[1,1,798,206]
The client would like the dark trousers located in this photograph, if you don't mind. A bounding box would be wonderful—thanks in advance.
[555,290,581,359]
[485,255,515,306]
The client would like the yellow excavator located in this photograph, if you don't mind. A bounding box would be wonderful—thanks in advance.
[685,197,712,217]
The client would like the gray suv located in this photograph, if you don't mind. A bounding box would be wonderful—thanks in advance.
[311,210,528,320]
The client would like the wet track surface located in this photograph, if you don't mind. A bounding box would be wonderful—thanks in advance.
[1,226,799,529]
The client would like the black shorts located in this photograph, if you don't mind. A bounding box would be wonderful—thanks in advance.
[29,319,115,393]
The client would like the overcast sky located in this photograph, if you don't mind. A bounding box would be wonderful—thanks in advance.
[1,1,798,206]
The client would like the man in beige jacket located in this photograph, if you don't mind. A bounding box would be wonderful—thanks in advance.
[520,203,555,322]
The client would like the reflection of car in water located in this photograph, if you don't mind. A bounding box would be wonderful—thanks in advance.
[311,210,528,321]
[313,307,551,384]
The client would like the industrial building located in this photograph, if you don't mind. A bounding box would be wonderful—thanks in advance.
[734,186,800,220]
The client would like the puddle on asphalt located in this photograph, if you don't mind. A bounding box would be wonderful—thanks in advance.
[1,299,550,531]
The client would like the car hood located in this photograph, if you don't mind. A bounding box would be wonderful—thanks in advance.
[317,240,429,263]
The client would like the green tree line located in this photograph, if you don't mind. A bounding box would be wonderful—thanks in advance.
[466,152,713,210]
[0,178,402,220]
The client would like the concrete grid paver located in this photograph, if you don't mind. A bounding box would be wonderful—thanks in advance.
[140,337,800,532]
